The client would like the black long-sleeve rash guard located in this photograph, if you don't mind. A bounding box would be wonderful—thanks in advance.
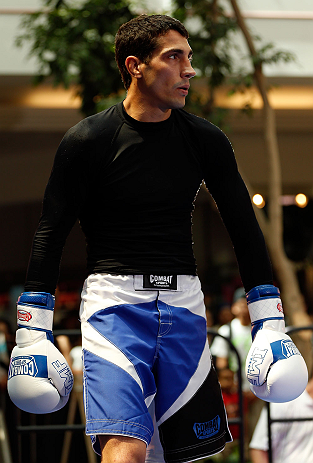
[25,102,273,295]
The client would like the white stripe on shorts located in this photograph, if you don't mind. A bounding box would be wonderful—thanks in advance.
[81,319,144,394]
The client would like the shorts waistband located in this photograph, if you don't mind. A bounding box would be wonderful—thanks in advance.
[84,274,199,293]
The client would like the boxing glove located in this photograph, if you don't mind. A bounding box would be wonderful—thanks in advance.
[245,285,308,403]
[7,292,74,414]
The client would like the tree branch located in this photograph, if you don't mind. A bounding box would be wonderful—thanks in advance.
[228,0,311,335]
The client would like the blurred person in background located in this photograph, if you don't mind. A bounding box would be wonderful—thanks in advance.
[0,318,13,390]
[0,317,15,462]
[250,374,313,463]
[210,288,263,447]
[210,288,251,386]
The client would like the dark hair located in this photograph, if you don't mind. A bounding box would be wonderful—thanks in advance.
[115,14,189,90]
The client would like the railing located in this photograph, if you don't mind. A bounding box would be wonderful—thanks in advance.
[14,327,246,463]
[266,325,313,463]
[15,329,88,463]
[15,326,312,463]
[207,328,245,463]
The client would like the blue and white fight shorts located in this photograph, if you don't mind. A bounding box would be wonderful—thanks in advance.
[80,274,232,463]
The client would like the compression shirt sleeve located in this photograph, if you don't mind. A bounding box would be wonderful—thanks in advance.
[202,128,273,292]
[24,127,86,294]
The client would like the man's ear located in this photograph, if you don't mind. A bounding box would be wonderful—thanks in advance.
[125,56,143,80]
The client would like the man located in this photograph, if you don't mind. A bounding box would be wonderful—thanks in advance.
[7,14,307,463]
[250,376,313,463]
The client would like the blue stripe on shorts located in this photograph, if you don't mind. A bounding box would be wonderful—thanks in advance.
[83,350,153,443]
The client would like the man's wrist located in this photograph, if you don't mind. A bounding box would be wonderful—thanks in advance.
[247,285,284,324]
[17,291,55,333]
[247,285,285,339]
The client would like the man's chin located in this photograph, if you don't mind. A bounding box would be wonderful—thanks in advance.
[159,97,186,112]
[169,98,186,110]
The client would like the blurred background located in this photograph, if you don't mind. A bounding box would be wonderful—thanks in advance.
[1,0,313,326]
[0,0,312,462]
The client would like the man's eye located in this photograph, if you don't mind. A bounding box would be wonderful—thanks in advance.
[169,54,177,60]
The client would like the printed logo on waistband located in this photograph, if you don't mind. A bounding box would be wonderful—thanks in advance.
[193,415,221,439]
[143,275,177,290]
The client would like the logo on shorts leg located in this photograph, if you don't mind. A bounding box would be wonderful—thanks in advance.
[193,415,221,439]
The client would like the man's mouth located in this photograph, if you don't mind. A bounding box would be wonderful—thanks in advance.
[176,84,190,95]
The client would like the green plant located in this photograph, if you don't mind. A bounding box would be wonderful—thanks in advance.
[16,0,135,115]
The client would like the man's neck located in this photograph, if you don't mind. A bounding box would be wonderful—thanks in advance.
[123,91,171,123]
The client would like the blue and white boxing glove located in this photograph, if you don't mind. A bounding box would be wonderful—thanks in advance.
[245,285,308,403]
[7,292,74,414]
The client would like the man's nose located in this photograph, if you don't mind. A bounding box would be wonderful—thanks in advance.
[182,63,196,79]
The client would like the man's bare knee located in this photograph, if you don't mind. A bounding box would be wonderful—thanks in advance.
[99,435,147,463]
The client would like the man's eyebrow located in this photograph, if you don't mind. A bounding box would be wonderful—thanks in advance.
[163,48,193,57]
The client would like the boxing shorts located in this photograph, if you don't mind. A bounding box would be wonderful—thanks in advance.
[80,273,232,462]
